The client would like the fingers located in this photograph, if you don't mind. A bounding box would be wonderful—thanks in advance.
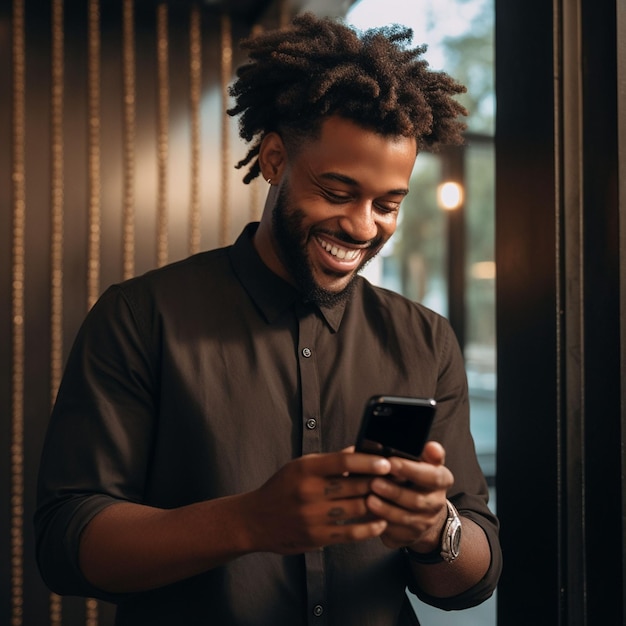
[385,450,453,492]
[366,494,431,533]
[302,450,391,478]
[303,517,388,550]
[321,475,374,499]
[293,453,394,547]
[369,477,438,511]
[255,448,460,555]
[366,461,451,518]
[362,442,452,520]
[364,485,447,550]
[308,493,372,526]
[360,444,454,549]
[290,452,391,502]
[366,484,442,521]
[420,441,446,465]
[273,494,388,553]
[326,519,388,544]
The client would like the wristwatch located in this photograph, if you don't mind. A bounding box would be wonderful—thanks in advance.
[403,499,462,564]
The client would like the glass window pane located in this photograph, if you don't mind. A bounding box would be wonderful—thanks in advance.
[465,141,496,478]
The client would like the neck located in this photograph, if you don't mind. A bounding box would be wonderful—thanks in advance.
[252,186,294,285]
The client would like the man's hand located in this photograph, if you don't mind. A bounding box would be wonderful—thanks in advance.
[364,441,454,551]
[242,451,392,555]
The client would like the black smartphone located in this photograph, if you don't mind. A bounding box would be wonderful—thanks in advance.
[355,395,436,461]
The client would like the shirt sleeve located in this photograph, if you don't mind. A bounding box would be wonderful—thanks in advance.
[34,284,157,601]
[407,317,502,610]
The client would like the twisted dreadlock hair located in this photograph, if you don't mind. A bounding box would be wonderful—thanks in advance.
[228,12,467,184]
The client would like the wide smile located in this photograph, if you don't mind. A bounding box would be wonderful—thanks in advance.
[314,236,365,273]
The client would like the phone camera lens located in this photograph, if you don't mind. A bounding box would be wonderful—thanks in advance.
[373,405,392,417]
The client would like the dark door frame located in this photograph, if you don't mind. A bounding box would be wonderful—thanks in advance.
[495,0,626,623]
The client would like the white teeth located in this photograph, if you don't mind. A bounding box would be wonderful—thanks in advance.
[318,238,359,261]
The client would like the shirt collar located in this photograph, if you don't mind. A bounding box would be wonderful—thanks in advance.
[229,223,349,332]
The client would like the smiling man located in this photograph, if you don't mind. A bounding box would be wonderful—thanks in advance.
[35,13,501,626]
[256,116,415,305]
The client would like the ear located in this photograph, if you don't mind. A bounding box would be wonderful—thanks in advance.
[259,132,287,185]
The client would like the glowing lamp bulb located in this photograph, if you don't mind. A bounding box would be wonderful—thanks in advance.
[437,182,464,210]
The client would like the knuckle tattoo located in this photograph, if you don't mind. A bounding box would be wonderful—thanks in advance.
[324,479,342,496]
[328,506,344,519]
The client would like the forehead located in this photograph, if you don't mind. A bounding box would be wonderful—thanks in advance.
[295,116,417,188]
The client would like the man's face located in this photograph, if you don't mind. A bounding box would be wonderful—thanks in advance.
[269,116,417,306]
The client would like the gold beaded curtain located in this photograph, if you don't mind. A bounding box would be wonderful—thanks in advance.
[0,1,290,624]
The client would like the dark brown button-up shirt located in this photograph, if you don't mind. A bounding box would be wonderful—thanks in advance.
[35,223,501,625]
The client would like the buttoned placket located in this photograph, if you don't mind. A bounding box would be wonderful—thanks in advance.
[296,302,328,626]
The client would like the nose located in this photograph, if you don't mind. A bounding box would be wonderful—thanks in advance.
[337,200,379,243]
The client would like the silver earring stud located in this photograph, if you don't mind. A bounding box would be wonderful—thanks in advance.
[266,178,272,184]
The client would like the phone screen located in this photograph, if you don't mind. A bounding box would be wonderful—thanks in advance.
[355,395,436,461]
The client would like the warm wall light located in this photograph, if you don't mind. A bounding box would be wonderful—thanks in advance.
[437,181,464,210]
[471,261,496,280]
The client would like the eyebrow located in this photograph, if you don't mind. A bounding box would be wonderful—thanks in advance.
[319,172,409,196]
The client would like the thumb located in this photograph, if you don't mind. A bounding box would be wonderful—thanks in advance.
[420,441,446,465]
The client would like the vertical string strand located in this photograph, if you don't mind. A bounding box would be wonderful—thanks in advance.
[156,3,169,267]
[87,0,101,311]
[49,5,65,623]
[86,0,102,603]
[85,2,103,615]
[279,0,290,29]
[85,592,98,623]
[188,4,201,255]
[219,12,231,247]
[122,0,136,280]
[50,0,64,414]
[10,0,26,624]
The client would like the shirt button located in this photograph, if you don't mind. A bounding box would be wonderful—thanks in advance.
[313,604,324,617]
[302,347,312,358]
[305,418,317,430]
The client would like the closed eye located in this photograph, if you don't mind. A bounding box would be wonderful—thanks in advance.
[374,199,403,214]
[324,190,352,203]
[323,190,403,214]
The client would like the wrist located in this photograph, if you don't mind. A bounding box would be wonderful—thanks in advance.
[408,502,449,552]
[403,499,462,564]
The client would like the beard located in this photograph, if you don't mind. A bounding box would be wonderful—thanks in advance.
[271,184,382,308]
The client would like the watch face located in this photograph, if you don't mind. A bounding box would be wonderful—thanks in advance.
[451,524,462,555]
[444,501,462,561]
